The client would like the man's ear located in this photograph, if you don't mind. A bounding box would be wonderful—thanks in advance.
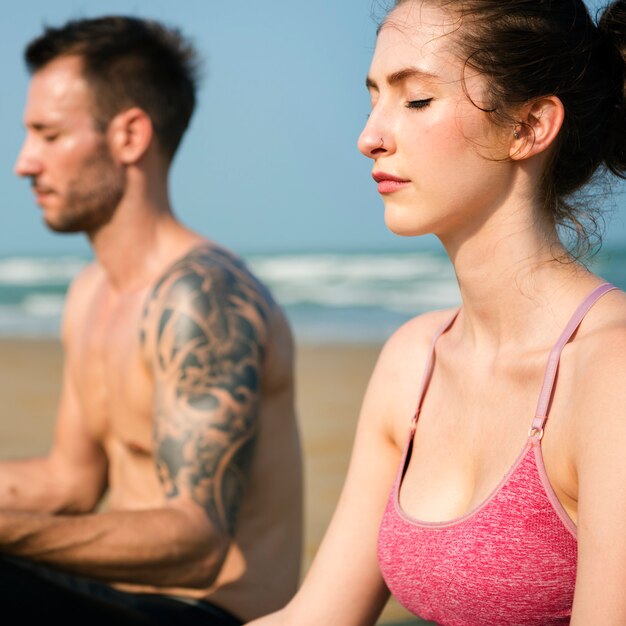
[509,95,564,161]
[107,107,154,165]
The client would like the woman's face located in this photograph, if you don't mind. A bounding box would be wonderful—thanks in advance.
[358,1,515,241]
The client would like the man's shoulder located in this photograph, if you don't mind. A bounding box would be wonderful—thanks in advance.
[67,260,103,294]
[151,242,275,310]
[61,261,104,337]
[140,242,285,363]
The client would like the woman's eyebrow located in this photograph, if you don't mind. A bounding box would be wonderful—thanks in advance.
[366,66,438,91]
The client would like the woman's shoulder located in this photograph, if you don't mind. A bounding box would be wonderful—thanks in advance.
[573,286,626,369]
[360,308,459,445]
[369,308,458,397]
[382,307,459,358]
[565,288,626,540]
[565,287,626,434]
[368,307,458,383]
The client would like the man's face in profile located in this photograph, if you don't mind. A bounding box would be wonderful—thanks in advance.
[15,55,125,234]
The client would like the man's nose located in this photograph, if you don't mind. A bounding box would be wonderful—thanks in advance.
[14,140,42,178]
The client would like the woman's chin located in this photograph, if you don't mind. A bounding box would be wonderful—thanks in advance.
[384,212,429,238]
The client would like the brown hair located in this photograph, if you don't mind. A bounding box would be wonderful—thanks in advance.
[25,16,201,161]
[387,0,626,256]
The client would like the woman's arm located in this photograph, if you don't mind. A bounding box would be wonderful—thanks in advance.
[570,325,626,625]
[248,314,443,626]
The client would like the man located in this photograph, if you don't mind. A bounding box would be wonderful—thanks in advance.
[4,15,302,625]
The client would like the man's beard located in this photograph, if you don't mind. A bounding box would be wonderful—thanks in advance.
[44,142,126,235]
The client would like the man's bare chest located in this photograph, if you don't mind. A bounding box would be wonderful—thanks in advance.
[67,289,154,448]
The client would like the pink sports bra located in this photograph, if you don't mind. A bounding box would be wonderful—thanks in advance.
[377,283,616,626]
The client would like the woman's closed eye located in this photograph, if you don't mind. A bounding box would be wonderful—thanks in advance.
[406,98,433,110]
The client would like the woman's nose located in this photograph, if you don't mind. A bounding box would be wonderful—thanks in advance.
[358,112,392,159]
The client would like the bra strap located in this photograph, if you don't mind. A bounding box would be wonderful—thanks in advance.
[530,283,617,437]
[411,309,460,428]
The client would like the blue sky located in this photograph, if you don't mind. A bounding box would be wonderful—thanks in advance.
[1,0,623,256]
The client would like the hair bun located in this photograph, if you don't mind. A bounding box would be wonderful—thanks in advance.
[598,0,626,178]
[599,0,626,59]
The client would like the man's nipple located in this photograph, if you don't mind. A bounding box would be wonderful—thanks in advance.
[126,440,150,455]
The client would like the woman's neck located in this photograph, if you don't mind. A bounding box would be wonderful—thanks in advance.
[439,210,593,354]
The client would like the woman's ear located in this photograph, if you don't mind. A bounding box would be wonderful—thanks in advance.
[509,95,564,161]
[107,107,154,165]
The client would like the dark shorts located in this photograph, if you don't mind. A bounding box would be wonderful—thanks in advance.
[0,556,242,625]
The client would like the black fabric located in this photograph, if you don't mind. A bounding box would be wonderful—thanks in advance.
[0,556,242,625]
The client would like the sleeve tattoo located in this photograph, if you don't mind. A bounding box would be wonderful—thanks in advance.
[141,246,272,535]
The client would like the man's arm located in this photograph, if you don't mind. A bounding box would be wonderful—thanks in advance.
[0,271,108,514]
[0,250,269,588]
[0,366,108,514]
[146,249,268,538]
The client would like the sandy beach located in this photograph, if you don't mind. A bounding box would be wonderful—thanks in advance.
[0,337,426,625]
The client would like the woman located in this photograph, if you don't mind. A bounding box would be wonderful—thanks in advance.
[248,1,626,624]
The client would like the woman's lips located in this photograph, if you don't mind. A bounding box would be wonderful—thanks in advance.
[372,172,410,194]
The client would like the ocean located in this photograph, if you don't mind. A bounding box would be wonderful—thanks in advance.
[0,246,624,343]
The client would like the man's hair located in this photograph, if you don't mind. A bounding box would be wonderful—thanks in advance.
[25,15,201,161]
